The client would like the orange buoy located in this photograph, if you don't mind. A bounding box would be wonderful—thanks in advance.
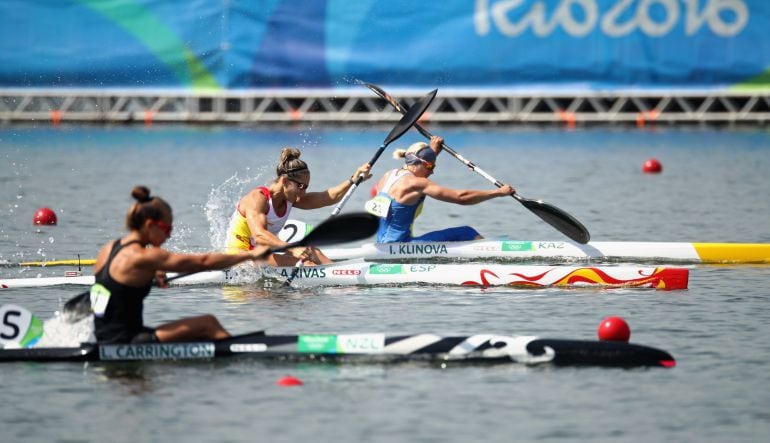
[276,375,303,386]
[642,158,662,174]
[33,207,57,225]
[597,316,631,342]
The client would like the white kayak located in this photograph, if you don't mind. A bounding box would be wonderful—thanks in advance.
[8,241,767,268]
[0,260,689,290]
[321,240,770,264]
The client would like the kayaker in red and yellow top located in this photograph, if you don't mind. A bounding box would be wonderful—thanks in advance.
[226,147,372,266]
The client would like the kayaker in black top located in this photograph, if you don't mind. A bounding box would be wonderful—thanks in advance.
[91,185,269,344]
[93,239,153,343]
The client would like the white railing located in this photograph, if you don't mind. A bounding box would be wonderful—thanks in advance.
[1,88,768,126]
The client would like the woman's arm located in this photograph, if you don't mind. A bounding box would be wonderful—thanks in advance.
[245,208,286,249]
[137,246,268,274]
[422,180,514,205]
[91,242,113,275]
[239,190,286,249]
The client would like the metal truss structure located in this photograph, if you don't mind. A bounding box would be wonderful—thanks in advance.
[1,88,768,127]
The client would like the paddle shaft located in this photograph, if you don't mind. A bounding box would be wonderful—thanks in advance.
[330,144,387,216]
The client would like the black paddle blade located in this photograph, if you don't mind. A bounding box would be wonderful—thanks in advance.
[293,212,379,249]
[381,89,436,147]
[529,339,675,367]
[61,291,91,323]
[367,83,403,111]
[516,196,591,244]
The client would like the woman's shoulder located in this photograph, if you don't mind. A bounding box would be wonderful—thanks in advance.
[248,185,270,196]
[244,187,270,204]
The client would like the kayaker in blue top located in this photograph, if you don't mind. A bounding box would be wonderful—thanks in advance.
[367,136,514,243]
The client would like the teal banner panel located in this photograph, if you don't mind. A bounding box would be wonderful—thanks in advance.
[0,0,767,90]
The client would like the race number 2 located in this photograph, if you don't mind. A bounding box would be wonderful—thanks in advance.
[278,219,312,243]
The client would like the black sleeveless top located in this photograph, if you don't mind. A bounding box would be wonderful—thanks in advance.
[93,239,153,343]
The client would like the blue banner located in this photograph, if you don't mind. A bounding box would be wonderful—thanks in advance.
[0,0,767,90]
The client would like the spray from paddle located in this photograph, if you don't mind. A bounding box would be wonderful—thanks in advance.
[205,169,268,251]
[36,314,96,347]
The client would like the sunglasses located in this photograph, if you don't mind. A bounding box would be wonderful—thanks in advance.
[152,219,173,236]
[287,177,309,190]
[419,158,435,171]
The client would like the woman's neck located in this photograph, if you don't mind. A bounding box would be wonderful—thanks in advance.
[124,230,148,246]
[268,182,287,208]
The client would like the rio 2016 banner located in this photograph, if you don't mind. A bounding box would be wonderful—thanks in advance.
[0,0,767,90]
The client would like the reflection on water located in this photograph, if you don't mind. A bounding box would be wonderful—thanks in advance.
[220,284,274,302]
[92,362,159,395]
[220,284,326,303]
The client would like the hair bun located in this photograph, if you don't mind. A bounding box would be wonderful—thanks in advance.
[131,185,152,203]
[279,147,301,164]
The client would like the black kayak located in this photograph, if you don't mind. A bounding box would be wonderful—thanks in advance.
[0,331,675,368]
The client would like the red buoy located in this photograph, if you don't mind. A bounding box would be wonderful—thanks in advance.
[370,185,378,198]
[33,208,57,225]
[276,375,303,387]
[597,316,631,342]
[642,158,662,174]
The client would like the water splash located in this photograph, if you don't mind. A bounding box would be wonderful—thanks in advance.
[205,168,267,250]
[35,314,96,347]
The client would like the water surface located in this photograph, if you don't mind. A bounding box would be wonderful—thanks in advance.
[1,125,769,443]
